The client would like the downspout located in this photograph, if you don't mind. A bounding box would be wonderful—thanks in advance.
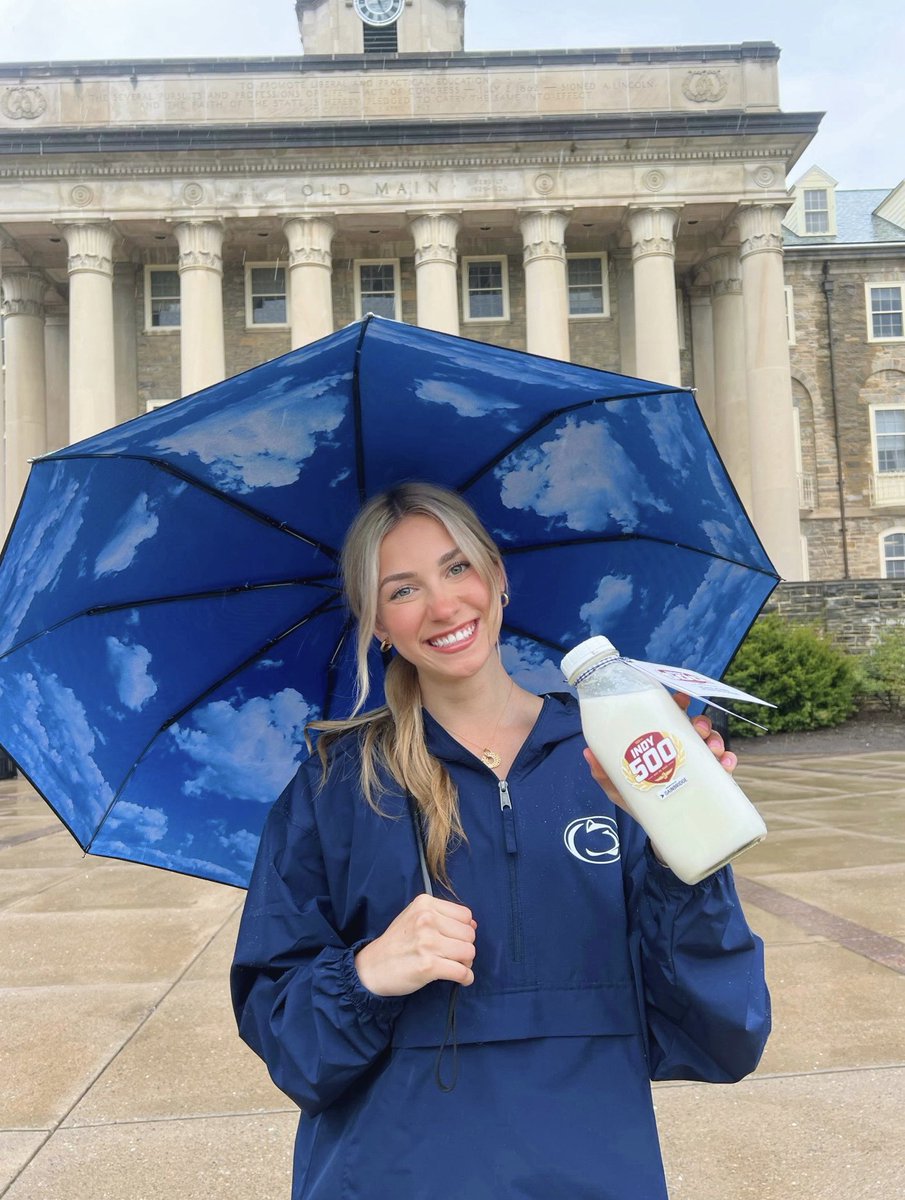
[821,261,850,579]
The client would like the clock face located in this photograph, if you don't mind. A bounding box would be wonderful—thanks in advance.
[353,0,404,26]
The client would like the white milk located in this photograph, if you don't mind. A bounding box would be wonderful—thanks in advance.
[560,636,767,885]
[578,688,766,884]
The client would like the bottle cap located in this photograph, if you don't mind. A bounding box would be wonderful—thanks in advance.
[560,635,619,685]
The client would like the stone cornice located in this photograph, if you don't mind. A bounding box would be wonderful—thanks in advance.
[0,44,782,80]
[0,111,822,156]
[0,143,806,181]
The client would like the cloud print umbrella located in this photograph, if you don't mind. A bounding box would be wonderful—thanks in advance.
[0,316,778,886]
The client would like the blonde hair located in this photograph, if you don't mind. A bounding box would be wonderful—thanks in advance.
[307,482,508,885]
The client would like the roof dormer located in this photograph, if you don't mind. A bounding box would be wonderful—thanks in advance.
[784,166,838,238]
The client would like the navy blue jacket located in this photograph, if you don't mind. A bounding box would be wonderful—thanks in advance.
[231,694,770,1199]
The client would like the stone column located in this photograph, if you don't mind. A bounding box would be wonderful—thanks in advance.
[44,313,70,453]
[688,285,716,435]
[283,216,335,349]
[62,222,116,442]
[113,262,140,425]
[737,204,802,580]
[174,220,226,395]
[409,211,460,336]
[518,209,571,360]
[627,206,682,385]
[1,271,47,519]
[708,251,752,510]
[613,250,636,377]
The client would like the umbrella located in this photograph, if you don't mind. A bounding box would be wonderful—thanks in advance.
[0,316,778,886]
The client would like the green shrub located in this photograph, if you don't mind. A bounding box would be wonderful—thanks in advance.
[724,613,859,737]
[858,626,905,712]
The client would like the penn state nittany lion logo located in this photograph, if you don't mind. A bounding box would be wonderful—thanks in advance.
[563,816,620,865]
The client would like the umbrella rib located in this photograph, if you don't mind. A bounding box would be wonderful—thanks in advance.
[455,387,690,493]
[85,594,345,855]
[500,533,779,579]
[39,452,341,561]
[352,315,373,504]
[0,577,341,663]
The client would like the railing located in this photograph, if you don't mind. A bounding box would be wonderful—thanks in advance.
[798,473,815,509]
[869,472,905,506]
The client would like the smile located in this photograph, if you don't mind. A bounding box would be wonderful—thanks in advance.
[428,621,477,649]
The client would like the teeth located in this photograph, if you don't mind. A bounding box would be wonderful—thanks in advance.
[430,623,475,648]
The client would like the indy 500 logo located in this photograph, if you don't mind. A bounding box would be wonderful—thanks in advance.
[621,730,686,791]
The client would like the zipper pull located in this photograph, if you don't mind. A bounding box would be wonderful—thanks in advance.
[498,780,518,854]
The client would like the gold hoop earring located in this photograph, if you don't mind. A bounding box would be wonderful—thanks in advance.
[500,592,510,608]
[379,638,392,653]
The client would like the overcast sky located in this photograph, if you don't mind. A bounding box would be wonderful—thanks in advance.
[0,0,901,190]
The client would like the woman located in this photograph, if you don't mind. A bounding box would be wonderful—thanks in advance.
[231,482,770,1200]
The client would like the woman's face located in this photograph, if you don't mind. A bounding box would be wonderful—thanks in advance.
[373,513,502,687]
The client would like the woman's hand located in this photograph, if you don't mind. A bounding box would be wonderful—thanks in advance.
[583,692,738,814]
[354,894,477,997]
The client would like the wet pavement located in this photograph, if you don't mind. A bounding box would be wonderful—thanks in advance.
[2,749,904,1199]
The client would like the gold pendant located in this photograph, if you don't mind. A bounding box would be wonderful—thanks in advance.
[480,748,502,769]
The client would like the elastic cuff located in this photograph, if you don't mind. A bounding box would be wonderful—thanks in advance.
[644,840,730,893]
[340,940,406,1023]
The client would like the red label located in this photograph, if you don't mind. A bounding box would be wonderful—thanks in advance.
[623,730,679,786]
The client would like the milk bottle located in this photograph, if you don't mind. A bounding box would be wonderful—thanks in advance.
[561,636,767,885]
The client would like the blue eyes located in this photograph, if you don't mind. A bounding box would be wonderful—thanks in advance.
[388,561,470,601]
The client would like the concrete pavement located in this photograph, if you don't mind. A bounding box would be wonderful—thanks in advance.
[2,748,904,1198]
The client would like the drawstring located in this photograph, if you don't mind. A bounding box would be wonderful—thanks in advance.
[406,794,461,1093]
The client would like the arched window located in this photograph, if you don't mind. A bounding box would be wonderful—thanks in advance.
[880,528,905,579]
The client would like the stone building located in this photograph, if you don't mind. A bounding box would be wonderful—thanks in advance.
[783,167,905,581]
[0,0,823,582]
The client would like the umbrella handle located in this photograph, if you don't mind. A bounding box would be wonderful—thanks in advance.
[406,793,434,897]
[406,792,460,1091]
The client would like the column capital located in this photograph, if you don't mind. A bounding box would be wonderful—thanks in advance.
[173,220,224,273]
[707,250,743,297]
[283,216,335,270]
[1,270,47,318]
[408,211,460,268]
[735,204,787,259]
[626,206,681,261]
[518,208,571,264]
[61,222,115,277]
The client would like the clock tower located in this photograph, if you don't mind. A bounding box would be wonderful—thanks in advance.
[295,0,465,55]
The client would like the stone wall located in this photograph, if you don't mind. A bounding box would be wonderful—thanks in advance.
[785,251,905,582]
[761,579,905,653]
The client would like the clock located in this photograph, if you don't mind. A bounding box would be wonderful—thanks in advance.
[353,0,404,26]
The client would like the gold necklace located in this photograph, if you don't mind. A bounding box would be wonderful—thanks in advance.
[447,678,515,769]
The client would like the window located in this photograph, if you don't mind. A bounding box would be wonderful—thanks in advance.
[882,530,905,578]
[144,267,180,330]
[245,264,287,327]
[803,189,829,235]
[866,284,904,341]
[567,254,609,317]
[869,406,905,505]
[784,286,796,345]
[355,260,399,320]
[875,407,905,472]
[146,398,177,412]
[462,257,509,322]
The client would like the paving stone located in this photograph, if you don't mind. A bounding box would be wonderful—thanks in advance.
[654,1067,905,1200]
[1,1113,297,1200]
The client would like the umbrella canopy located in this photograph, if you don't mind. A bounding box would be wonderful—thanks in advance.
[0,316,778,886]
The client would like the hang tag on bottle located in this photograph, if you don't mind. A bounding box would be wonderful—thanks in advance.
[622,659,775,710]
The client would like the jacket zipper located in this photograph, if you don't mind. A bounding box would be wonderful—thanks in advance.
[498,780,524,963]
